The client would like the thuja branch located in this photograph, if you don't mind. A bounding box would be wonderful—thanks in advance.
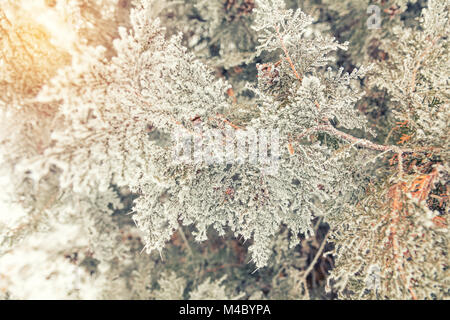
[275,26,302,83]
[285,88,439,161]
[409,35,442,93]
[271,28,426,160]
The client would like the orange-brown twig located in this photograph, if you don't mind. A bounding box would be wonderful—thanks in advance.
[275,26,302,83]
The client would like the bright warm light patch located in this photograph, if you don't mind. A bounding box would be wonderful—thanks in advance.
[3,0,78,51]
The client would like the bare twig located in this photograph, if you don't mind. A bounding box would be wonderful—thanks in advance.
[301,230,330,299]
[275,26,302,83]
[310,124,440,155]
[178,226,193,257]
